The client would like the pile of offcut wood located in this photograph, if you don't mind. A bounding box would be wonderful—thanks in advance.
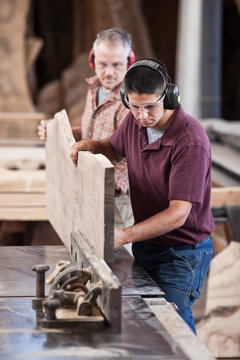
[197,118,240,358]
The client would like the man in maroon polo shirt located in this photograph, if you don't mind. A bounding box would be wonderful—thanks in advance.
[70,59,215,334]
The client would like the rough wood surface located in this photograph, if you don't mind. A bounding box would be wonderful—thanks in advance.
[196,306,240,358]
[46,109,115,261]
[0,0,34,112]
[196,242,240,358]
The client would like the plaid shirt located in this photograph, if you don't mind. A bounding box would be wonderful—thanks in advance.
[81,76,129,193]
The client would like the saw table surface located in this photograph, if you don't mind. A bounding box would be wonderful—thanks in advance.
[0,245,189,360]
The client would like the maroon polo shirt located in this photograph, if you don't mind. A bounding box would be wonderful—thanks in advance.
[109,105,215,246]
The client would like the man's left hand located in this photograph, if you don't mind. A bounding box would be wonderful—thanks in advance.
[114,227,128,248]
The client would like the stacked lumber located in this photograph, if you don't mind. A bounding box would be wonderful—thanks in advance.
[0,169,47,222]
[0,113,48,243]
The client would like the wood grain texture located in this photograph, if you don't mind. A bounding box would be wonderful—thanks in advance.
[46,109,114,262]
[196,305,240,358]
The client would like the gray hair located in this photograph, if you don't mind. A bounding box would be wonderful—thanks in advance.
[93,28,132,58]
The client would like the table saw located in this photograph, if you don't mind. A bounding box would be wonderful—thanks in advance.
[0,110,214,359]
[0,243,194,360]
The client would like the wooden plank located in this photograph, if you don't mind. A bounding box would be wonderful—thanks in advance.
[0,112,46,140]
[46,110,115,264]
[0,146,45,170]
[0,169,46,192]
[211,186,240,207]
[0,193,46,207]
[0,207,47,221]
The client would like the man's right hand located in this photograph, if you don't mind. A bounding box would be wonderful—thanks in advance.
[37,119,47,141]
[70,140,97,167]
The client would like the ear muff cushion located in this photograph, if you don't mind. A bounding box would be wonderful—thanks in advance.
[164,84,180,110]
[128,50,135,68]
[120,85,129,108]
[88,48,95,69]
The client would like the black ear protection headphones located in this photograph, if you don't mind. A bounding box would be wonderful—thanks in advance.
[88,28,135,70]
[120,59,180,110]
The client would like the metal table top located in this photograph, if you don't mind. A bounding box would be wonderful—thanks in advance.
[0,246,187,360]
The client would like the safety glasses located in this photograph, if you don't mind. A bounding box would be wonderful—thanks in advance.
[125,93,166,112]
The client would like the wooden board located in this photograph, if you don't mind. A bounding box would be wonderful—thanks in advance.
[0,169,45,192]
[46,109,114,263]
[0,145,45,170]
[0,112,46,140]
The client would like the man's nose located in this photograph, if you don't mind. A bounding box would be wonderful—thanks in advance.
[105,65,114,75]
[138,107,148,118]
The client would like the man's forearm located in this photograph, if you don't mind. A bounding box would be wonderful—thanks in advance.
[114,200,192,248]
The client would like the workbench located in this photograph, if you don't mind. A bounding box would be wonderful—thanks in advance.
[0,245,192,360]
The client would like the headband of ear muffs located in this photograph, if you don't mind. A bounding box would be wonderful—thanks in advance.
[120,59,180,110]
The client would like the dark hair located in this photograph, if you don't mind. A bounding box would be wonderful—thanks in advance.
[123,58,168,96]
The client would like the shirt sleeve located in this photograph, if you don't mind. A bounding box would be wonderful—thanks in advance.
[115,104,129,128]
[169,144,211,204]
[109,113,131,158]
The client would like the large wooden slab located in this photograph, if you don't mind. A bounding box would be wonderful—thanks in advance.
[46,110,115,263]
[0,0,34,112]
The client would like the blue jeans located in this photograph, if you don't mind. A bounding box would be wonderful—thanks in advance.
[132,236,213,334]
